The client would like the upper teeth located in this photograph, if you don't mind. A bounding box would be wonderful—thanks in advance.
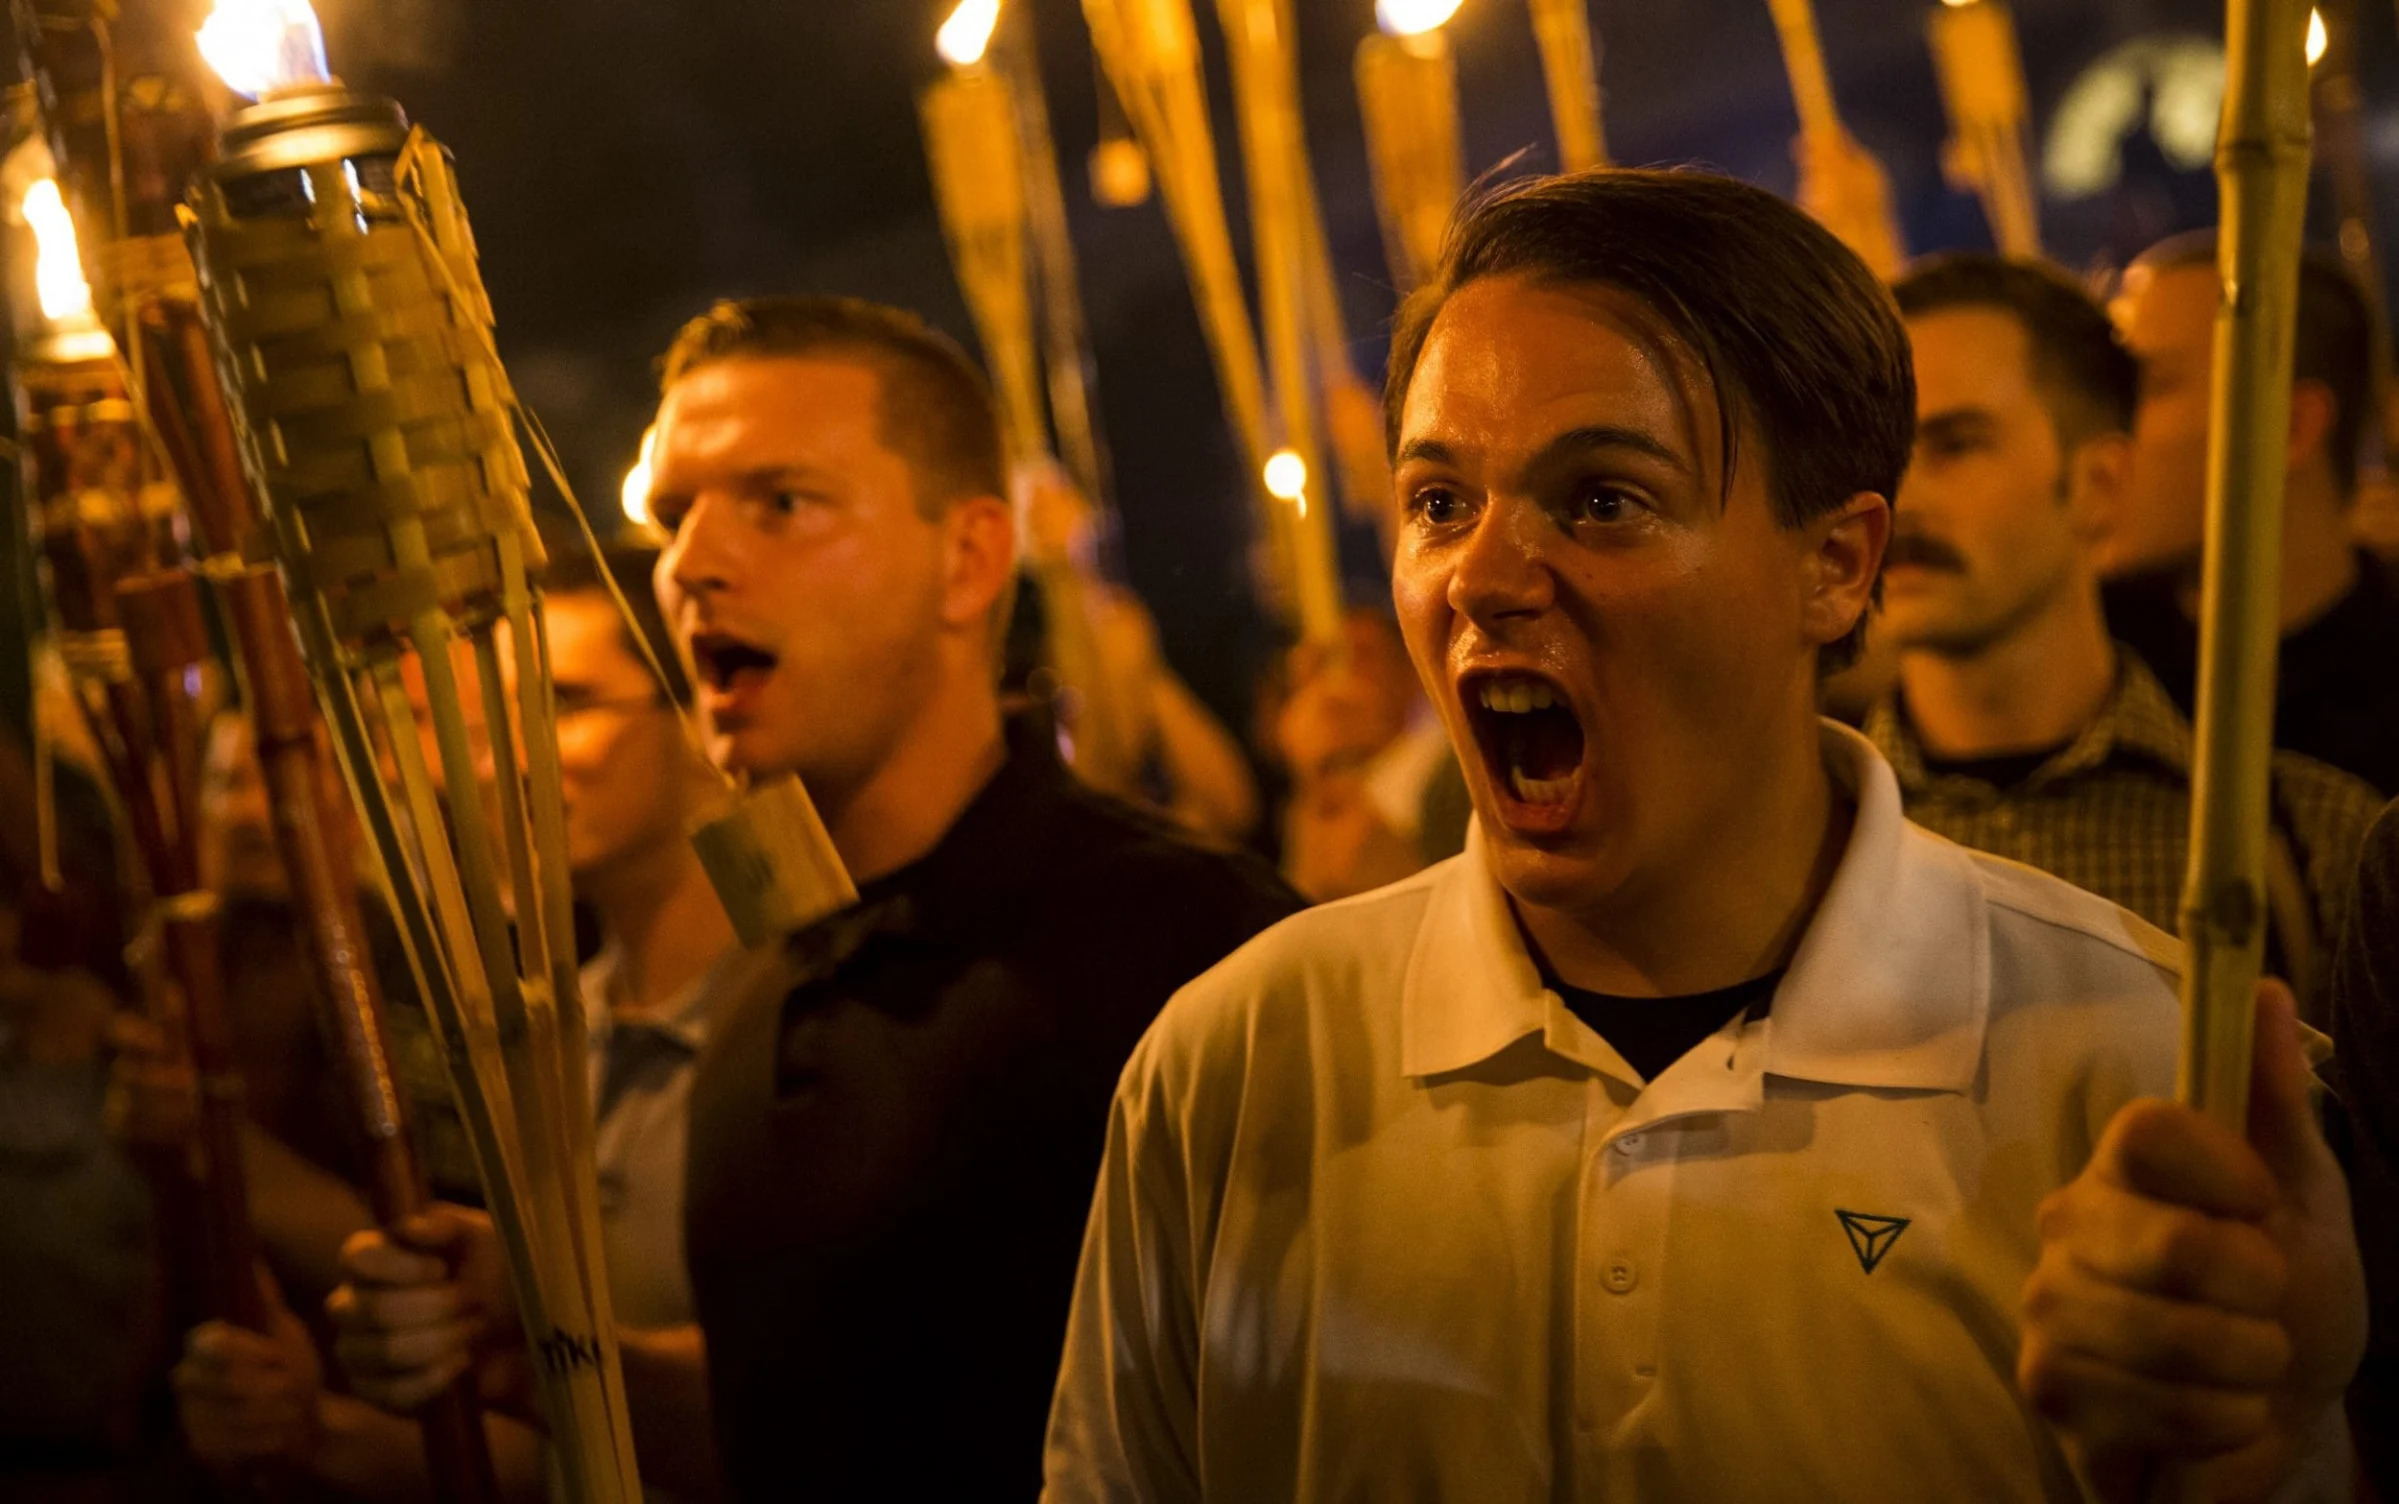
[1479,680,1556,714]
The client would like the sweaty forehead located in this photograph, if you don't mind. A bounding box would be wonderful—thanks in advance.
[655,356,889,466]
[1400,275,1720,471]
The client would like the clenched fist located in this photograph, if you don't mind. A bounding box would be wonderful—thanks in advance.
[2019,980,2365,1500]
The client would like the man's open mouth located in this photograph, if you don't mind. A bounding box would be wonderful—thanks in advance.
[1461,671,1587,810]
[689,631,780,695]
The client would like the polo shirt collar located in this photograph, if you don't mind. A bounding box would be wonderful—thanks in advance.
[1400,721,1989,1094]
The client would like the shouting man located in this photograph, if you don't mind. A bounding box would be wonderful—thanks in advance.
[1043,172,2363,1500]
[329,298,1295,1499]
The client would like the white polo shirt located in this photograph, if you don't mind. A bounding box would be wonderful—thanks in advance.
[1044,722,2195,1503]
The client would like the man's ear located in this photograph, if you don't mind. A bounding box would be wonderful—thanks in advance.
[2286,379,2339,475]
[2064,431,2132,547]
[1801,491,1891,652]
[941,493,1020,631]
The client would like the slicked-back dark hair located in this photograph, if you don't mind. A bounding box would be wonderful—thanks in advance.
[1893,252,2137,445]
[1385,168,1915,670]
[542,540,691,706]
[659,294,1006,517]
[2132,231,2374,495]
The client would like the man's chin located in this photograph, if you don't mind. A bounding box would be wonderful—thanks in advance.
[1477,817,1627,915]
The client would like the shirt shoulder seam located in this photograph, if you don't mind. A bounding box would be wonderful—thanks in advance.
[1964,850,2187,977]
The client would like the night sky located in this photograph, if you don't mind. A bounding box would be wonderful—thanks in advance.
[261,0,2399,721]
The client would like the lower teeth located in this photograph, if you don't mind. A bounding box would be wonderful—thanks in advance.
[1509,767,1575,805]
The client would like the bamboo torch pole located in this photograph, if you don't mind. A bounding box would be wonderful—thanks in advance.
[1526,0,1608,172]
[922,1,1143,795]
[1925,0,2042,257]
[1355,8,1465,292]
[993,0,1118,516]
[1762,0,1907,279]
[1083,0,1331,633]
[2178,0,2313,1127]
[1218,0,1346,647]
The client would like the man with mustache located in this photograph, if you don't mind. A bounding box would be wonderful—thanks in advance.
[1868,254,2378,1023]
[327,297,1296,1499]
[2103,234,2399,795]
[1044,174,2365,1500]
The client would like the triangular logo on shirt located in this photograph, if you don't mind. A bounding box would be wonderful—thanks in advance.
[1835,1209,1910,1273]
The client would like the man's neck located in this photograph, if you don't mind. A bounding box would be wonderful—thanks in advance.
[2172,469,2359,631]
[820,672,1009,886]
[1517,700,1850,998]
[586,837,737,1023]
[1898,582,2116,759]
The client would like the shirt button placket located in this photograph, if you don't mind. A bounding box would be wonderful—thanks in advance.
[1577,1105,1669,1460]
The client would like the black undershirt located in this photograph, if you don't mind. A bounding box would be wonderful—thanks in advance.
[1543,968,1785,1082]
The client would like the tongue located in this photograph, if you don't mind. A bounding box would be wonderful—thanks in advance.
[1507,707,1583,781]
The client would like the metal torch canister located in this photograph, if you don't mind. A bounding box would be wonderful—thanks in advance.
[183,82,641,1502]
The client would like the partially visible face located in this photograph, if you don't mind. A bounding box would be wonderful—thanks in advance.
[2109,260,2216,576]
[545,592,685,882]
[650,357,953,796]
[1884,307,2082,656]
[1389,273,1852,918]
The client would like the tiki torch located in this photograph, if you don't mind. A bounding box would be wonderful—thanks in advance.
[1080,0,1271,481]
[1355,0,1465,292]
[177,5,653,1494]
[10,2,501,1490]
[1925,0,2042,257]
[923,0,1142,793]
[2177,0,2313,1127]
[1762,0,1907,279]
[1217,0,1347,646]
[4,150,274,1341]
[1526,0,1608,172]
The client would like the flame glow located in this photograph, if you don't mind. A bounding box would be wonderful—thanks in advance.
[21,179,94,324]
[197,0,332,100]
[2307,8,2327,66]
[621,427,658,527]
[1376,0,1464,35]
[1263,448,1309,501]
[937,0,1002,67]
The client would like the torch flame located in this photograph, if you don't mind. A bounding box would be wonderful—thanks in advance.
[2306,8,2327,66]
[937,0,1003,67]
[621,426,658,527]
[21,179,94,324]
[1376,0,1465,37]
[196,0,333,100]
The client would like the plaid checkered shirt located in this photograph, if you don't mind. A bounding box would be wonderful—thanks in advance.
[1866,650,2381,1021]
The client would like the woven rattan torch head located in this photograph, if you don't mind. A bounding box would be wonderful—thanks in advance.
[182,83,542,660]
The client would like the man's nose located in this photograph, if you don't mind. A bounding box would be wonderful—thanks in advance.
[1448,496,1556,626]
[661,491,738,605]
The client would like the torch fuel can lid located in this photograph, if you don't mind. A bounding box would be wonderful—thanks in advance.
[214,84,410,178]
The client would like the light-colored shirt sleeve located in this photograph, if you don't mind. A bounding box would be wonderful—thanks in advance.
[1044,1038,1207,1504]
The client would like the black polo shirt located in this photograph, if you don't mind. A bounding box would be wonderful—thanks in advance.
[682,726,1299,1500]
[2105,553,2399,795]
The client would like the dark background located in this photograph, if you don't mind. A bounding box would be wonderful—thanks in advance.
[27,0,2399,731]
